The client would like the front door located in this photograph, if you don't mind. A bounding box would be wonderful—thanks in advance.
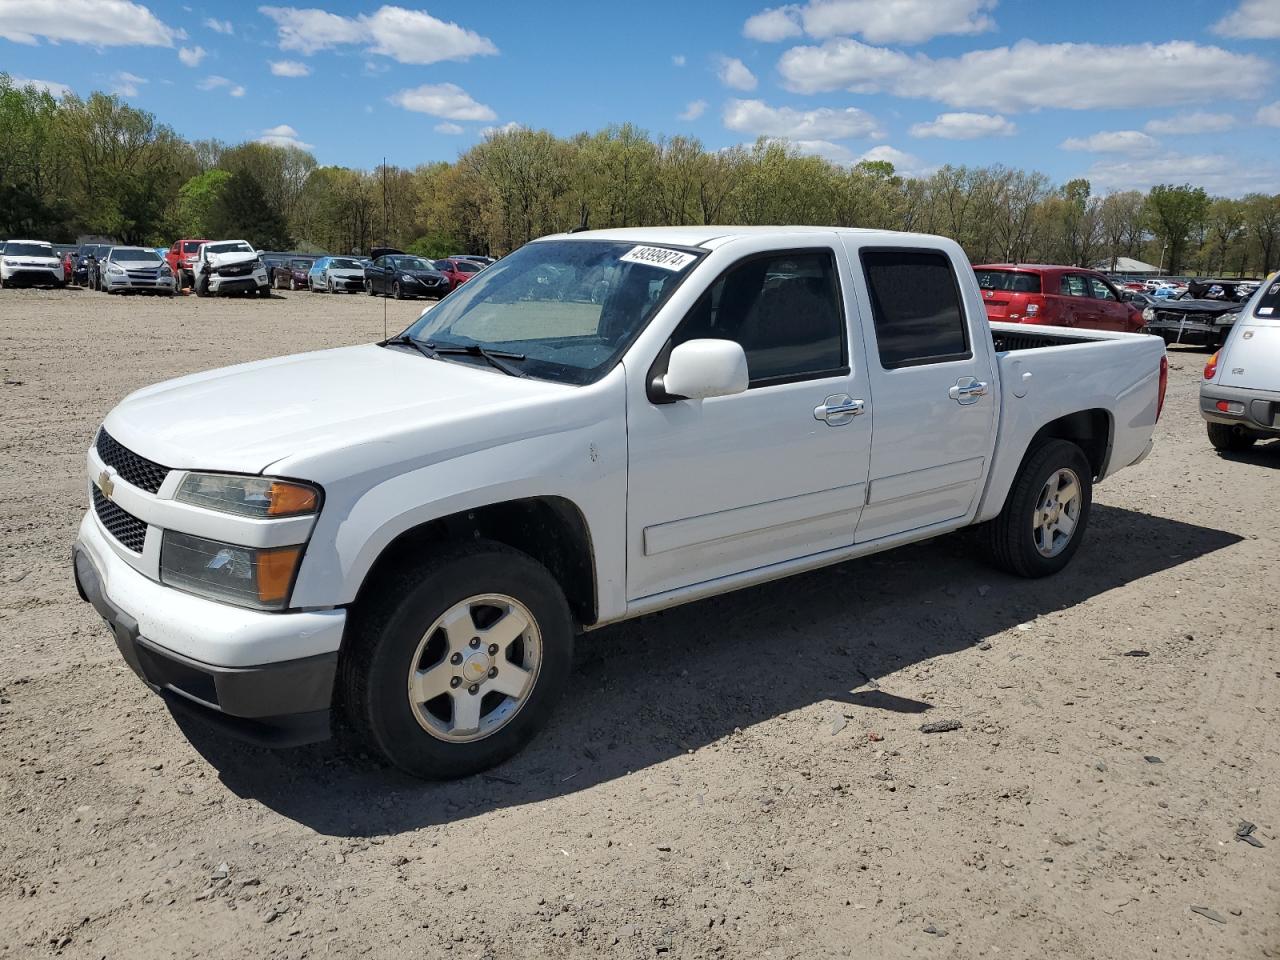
[842,243,997,543]
[625,239,873,601]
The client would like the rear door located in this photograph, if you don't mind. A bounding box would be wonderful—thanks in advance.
[842,242,997,543]
[1056,272,1094,327]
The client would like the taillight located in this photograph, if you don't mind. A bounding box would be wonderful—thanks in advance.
[1203,352,1218,381]
[1157,354,1169,421]
[1022,295,1046,321]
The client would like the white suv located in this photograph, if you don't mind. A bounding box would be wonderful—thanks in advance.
[192,240,271,297]
[0,239,65,288]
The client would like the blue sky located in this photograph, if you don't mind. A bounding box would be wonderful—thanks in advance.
[3,0,1280,195]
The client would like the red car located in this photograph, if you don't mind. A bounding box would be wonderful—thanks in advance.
[433,257,482,291]
[166,239,208,290]
[972,264,1145,333]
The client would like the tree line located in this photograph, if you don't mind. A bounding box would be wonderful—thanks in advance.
[3,74,1278,276]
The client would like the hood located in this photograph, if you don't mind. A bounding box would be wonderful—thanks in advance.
[1154,298,1242,316]
[112,257,164,269]
[208,250,258,268]
[102,343,572,476]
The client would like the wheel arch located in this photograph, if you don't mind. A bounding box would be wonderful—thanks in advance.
[347,495,598,631]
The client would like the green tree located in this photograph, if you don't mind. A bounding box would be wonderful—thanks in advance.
[1145,183,1210,274]
[207,170,291,249]
[173,169,231,238]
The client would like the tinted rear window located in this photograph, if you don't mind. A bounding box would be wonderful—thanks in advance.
[975,269,1041,293]
[862,250,971,369]
[1254,276,1280,319]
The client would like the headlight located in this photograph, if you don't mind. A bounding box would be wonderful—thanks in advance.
[160,531,302,610]
[175,472,320,518]
[106,265,124,275]
[160,264,172,275]
[1142,307,1154,322]
[401,273,414,282]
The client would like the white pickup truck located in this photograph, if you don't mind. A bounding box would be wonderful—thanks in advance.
[74,227,1167,778]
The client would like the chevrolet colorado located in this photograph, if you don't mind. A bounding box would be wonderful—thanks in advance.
[73,227,1167,779]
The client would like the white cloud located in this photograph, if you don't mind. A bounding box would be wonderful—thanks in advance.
[724,98,881,139]
[1085,152,1280,198]
[1257,101,1280,127]
[1213,0,1280,38]
[909,111,1013,139]
[257,123,313,150]
[434,122,464,134]
[788,139,857,163]
[1060,130,1160,154]
[745,0,995,44]
[778,39,1270,111]
[111,72,147,97]
[679,99,708,121]
[1144,111,1238,134]
[1,0,178,47]
[10,76,72,98]
[258,5,497,65]
[178,45,206,67]
[481,121,523,137]
[717,56,758,91]
[672,54,686,67]
[743,7,802,42]
[388,82,496,121]
[269,59,311,77]
[204,17,234,34]
[198,75,245,97]
[857,144,930,175]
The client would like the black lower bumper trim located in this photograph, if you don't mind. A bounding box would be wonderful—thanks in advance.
[73,547,336,747]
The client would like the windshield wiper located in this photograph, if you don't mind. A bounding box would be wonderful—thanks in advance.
[381,334,436,362]
[425,342,527,378]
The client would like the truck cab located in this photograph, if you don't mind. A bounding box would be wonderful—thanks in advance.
[74,227,1167,779]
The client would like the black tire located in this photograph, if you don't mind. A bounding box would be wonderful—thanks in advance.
[392,281,403,300]
[977,438,1093,578]
[339,540,574,780]
[195,275,209,298]
[1207,421,1256,452]
[367,280,376,296]
[289,276,298,291]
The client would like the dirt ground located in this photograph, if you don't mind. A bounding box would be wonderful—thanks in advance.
[0,285,1276,960]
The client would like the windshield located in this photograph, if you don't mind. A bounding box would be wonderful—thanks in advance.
[391,256,435,272]
[109,248,161,262]
[207,241,254,256]
[974,269,1041,293]
[5,242,54,258]
[455,260,481,273]
[330,257,361,269]
[181,241,203,253]
[290,259,311,269]
[404,239,704,385]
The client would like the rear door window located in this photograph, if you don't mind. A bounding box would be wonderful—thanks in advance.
[861,249,970,369]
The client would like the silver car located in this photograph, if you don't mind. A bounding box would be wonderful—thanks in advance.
[1200,272,1280,451]
[100,246,177,296]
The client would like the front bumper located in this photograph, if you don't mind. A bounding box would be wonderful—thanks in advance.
[73,513,344,745]
[1148,316,1233,346]
[104,274,177,293]
[1200,383,1280,436]
[2,267,63,285]
[210,270,269,293]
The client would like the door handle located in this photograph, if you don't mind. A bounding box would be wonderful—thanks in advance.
[949,377,988,405]
[814,394,865,426]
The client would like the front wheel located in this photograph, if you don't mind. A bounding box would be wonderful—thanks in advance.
[1207,421,1256,452]
[339,541,574,779]
[392,281,404,300]
[977,439,1093,578]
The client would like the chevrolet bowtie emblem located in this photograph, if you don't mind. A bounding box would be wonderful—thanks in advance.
[98,469,114,499]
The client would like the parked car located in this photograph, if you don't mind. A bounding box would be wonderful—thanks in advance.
[73,243,108,287]
[191,239,271,297]
[99,246,178,296]
[449,254,496,266]
[73,226,1167,779]
[1141,278,1255,349]
[365,252,449,299]
[432,257,482,291]
[972,264,1145,332]
[1200,274,1279,451]
[273,257,314,291]
[308,256,366,293]
[0,239,65,288]
[165,239,208,290]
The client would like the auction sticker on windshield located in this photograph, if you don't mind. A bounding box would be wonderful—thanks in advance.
[620,246,698,271]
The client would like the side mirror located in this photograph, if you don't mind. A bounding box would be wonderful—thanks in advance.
[659,339,749,401]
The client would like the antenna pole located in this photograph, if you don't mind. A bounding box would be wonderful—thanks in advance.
[382,156,388,342]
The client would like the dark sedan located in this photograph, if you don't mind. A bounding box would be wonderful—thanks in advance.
[365,254,450,299]
[273,257,315,291]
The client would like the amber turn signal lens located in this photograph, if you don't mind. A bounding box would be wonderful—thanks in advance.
[268,482,319,517]
[256,546,302,604]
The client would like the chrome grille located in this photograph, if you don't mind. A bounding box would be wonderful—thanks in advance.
[95,429,171,494]
[92,486,147,553]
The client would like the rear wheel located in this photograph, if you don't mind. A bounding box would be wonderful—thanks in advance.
[1207,421,1256,452]
[339,541,573,779]
[978,439,1092,578]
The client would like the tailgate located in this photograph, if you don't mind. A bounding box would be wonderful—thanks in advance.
[1219,325,1280,391]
